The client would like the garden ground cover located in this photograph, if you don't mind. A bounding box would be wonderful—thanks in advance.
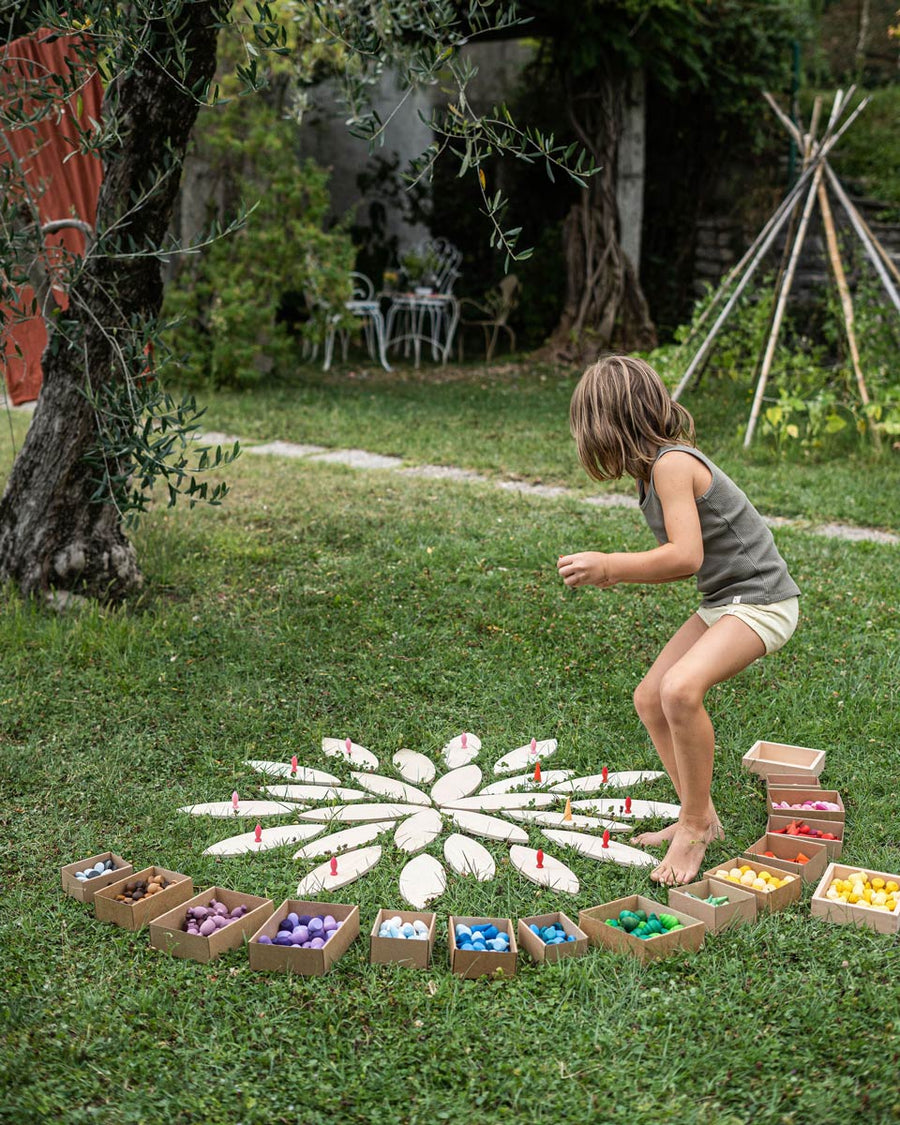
[1,362,898,1125]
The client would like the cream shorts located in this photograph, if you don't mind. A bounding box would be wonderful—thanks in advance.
[696,596,799,655]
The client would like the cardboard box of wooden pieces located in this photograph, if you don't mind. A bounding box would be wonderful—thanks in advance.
[93,867,194,930]
[149,886,273,963]
[703,856,801,914]
[60,852,134,904]
[517,911,589,964]
[248,899,359,976]
[742,740,825,780]
[767,788,844,823]
[742,833,829,884]
[811,864,900,935]
[448,915,517,979]
[369,909,437,969]
[667,878,757,933]
[578,895,706,963]
[766,813,843,858]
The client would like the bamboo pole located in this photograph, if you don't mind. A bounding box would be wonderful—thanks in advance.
[744,163,825,447]
[825,165,900,313]
[816,178,880,447]
[824,164,900,288]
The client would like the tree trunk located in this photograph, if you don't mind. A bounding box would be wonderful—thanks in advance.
[541,61,656,365]
[0,3,226,602]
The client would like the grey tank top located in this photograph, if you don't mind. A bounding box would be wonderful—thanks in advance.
[639,445,801,608]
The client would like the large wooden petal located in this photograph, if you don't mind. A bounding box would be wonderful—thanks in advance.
[509,845,579,894]
[245,760,340,784]
[430,764,482,805]
[295,845,382,895]
[350,771,430,805]
[448,809,527,844]
[322,736,378,771]
[392,749,436,785]
[443,833,495,880]
[541,828,656,868]
[399,854,446,909]
[293,822,395,859]
[492,738,557,774]
[203,823,324,856]
[394,808,444,853]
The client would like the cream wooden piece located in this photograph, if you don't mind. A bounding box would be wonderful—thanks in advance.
[549,770,665,793]
[440,732,482,769]
[296,845,382,895]
[443,833,495,880]
[298,802,425,823]
[322,736,378,771]
[203,823,325,856]
[541,828,656,868]
[178,800,297,818]
[509,845,579,894]
[394,808,444,853]
[492,738,557,774]
[263,784,366,802]
[399,853,447,909]
[245,760,341,784]
[350,771,430,805]
[293,821,395,860]
[392,749,436,785]
[447,809,528,844]
[480,770,574,795]
[430,764,482,806]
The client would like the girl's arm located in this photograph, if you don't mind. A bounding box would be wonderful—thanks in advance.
[558,451,706,588]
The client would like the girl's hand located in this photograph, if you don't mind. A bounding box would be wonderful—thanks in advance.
[557,552,617,589]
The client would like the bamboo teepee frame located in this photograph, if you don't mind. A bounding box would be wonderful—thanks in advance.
[672,88,900,448]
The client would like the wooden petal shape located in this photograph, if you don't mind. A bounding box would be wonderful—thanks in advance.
[443,833,495,880]
[203,823,324,856]
[296,845,382,896]
[263,784,366,802]
[541,828,656,868]
[245,760,340,784]
[480,770,574,795]
[507,809,632,832]
[350,771,430,805]
[322,736,378,771]
[298,802,425,823]
[399,854,446,909]
[549,770,665,793]
[509,845,579,894]
[440,793,554,812]
[293,821,395,859]
[178,800,297,818]
[394,808,444,853]
[448,809,527,844]
[441,732,482,769]
[493,738,557,774]
[571,797,681,820]
[430,764,482,805]
[392,749,436,785]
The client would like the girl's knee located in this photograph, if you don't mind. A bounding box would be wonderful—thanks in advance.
[659,669,705,719]
[633,678,663,724]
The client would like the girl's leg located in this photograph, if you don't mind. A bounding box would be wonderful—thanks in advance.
[649,615,765,885]
[631,613,712,847]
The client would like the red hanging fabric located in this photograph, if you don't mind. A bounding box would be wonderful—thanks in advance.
[0,29,103,404]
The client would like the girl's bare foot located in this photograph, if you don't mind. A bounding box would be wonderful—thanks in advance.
[633,811,723,850]
[649,818,720,886]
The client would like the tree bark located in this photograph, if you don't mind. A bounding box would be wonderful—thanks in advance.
[0,3,226,602]
[541,61,657,365]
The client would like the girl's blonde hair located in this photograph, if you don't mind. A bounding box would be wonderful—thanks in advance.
[570,355,695,482]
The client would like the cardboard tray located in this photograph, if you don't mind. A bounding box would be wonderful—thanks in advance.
[768,788,844,823]
[60,852,133,904]
[766,813,843,858]
[149,886,273,963]
[369,909,437,969]
[578,895,705,963]
[742,740,825,779]
[248,899,359,975]
[93,867,194,930]
[742,833,829,884]
[517,912,589,964]
[704,857,801,913]
[667,877,757,933]
[811,863,900,935]
[448,915,517,979]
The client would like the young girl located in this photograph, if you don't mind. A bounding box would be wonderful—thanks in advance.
[557,355,800,886]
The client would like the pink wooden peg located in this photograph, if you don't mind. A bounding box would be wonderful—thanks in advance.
[344,737,352,756]
[254,823,262,844]
[290,755,298,776]
[330,856,338,876]
[536,848,544,869]
[231,790,239,813]
[602,829,610,848]
[461,732,468,749]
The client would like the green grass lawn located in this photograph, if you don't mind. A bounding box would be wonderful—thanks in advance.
[1,362,899,1125]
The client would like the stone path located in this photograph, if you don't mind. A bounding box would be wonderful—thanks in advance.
[203,431,899,547]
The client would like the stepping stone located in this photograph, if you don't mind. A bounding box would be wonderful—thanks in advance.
[322,736,378,771]
[392,749,436,785]
[493,738,557,774]
[245,760,341,784]
[297,802,425,823]
[178,800,297,818]
[394,808,444,853]
[296,845,382,896]
[263,784,366,802]
[430,764,482,806]
[441,732,481,769]
[447,809,528,844]
[443,833,495,880]
[571,798,681,820]
[549,770,665,793]
[350,771,430,805]
[509,845,579,894]
[293,821,395,860]
[507,809,632,832]
[480,770,574,795]
[541,828,656,868]
[399,854,446,909]
[439,793,555,812]
[203,823,325,856]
